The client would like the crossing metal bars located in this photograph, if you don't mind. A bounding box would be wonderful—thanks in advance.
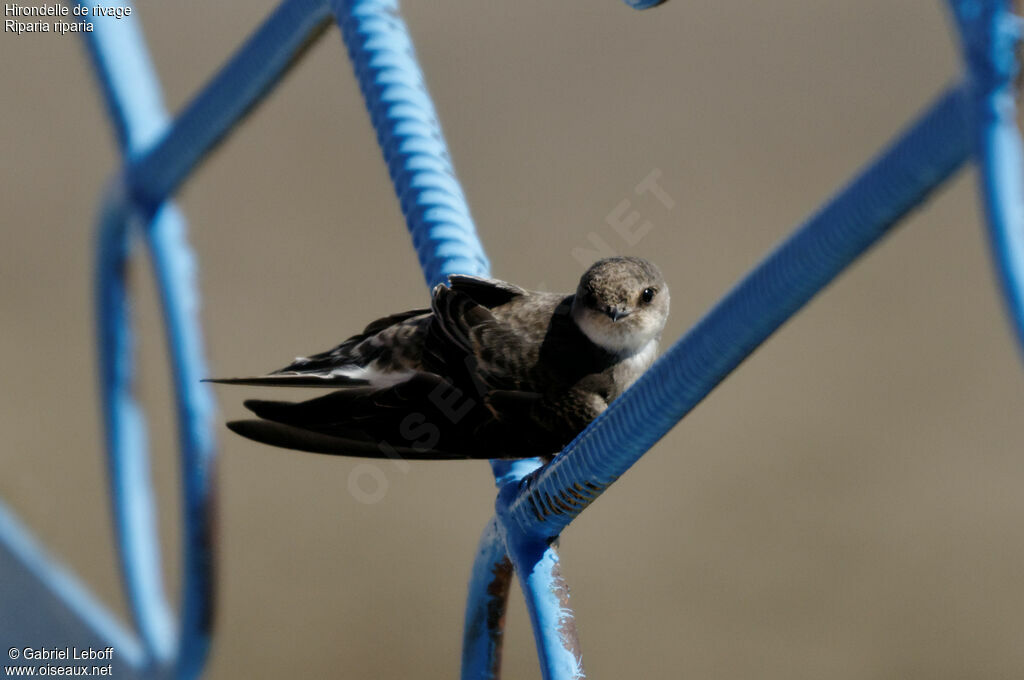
[0,1,1021,679]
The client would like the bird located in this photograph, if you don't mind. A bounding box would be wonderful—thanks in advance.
[209,256,669,461]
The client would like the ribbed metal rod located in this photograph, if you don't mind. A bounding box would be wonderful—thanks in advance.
[331,0,490,288]
[83,4,220,676]
[501,85,972,542]
[948,0,1024,357]
[498,530,583,680]
[94,185,176,667]
[461,519,513,680]
[126,0,332,209]
[329,3,568,677]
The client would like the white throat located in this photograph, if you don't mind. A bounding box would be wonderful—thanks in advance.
[573,307,655,356]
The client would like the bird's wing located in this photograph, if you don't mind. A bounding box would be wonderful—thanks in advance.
[227,372,528,459]
[210,277,527,388]
[446,274,529,308]
[484,386,607,455]
[205,308,430,387]
[423,282,537,394]
[217,277,582,459]
[205,374,369,388]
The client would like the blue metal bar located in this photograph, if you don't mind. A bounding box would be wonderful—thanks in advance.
[50,2,1022,679]
[94,184,177,666]
[329,3,567,676]
[142,201,218,680]
[461,519,513,680]
[948,0,1024,356]
[622,0,667,8]
[74,0,168,153]
[499,530,583,680]
[331,0,490,289]
[19,0,669,677]
[328,0,547,489]
[462,459,546,680]
[127,0,332,209]
[499,85,973,542]
[0,499,145,674]
[83,5,219,677]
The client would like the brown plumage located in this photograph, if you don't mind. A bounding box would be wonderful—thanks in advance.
[209,257,669,460]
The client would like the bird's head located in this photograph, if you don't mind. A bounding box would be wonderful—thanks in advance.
[571,256,669,355]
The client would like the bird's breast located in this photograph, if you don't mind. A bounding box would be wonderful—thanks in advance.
[609,339,658,398]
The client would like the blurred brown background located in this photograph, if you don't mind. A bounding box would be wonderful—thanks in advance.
[4,1,1024,678]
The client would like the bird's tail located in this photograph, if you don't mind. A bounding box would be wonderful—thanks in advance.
[205,308,432,388]
[225,373,524,460]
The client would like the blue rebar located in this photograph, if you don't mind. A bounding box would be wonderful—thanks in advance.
[0,498,145,671]
[142,200,218,680]
[499,85,972,543]
[3,1,1019,679]
[95,184,177,666]
[498,532,583,680]
[948,0,1024,355]
[461,519,512,680]
[331,0,491,288]
[328,4,572,677]
[84,1,358,673]
[84,3,218,676]
[126,0,332,209]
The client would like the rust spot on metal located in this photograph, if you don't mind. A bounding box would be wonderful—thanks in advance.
[559,489,582,507]
[528,495,545,522]
[565,485,587,502]
[550,492,574,513]
[485,556,513,678]
[574,482,598,500]
[542,492,565,515]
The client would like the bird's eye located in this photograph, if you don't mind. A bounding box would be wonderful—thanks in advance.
[640,287,656,304]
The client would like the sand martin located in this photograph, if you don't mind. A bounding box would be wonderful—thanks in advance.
[211,257,669,460]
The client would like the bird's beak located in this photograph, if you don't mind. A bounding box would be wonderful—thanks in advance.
[605,307,631,322]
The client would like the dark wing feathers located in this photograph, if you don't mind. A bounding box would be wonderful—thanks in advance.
[447,274,527,308]
[229,373,529,459]
[205,308,430,387]
[226,420,476,460]
[216,275,569,459]
[421,284,496,389]
[268,307,430,376]
[358,308,431,336]
[204,375,368,388]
